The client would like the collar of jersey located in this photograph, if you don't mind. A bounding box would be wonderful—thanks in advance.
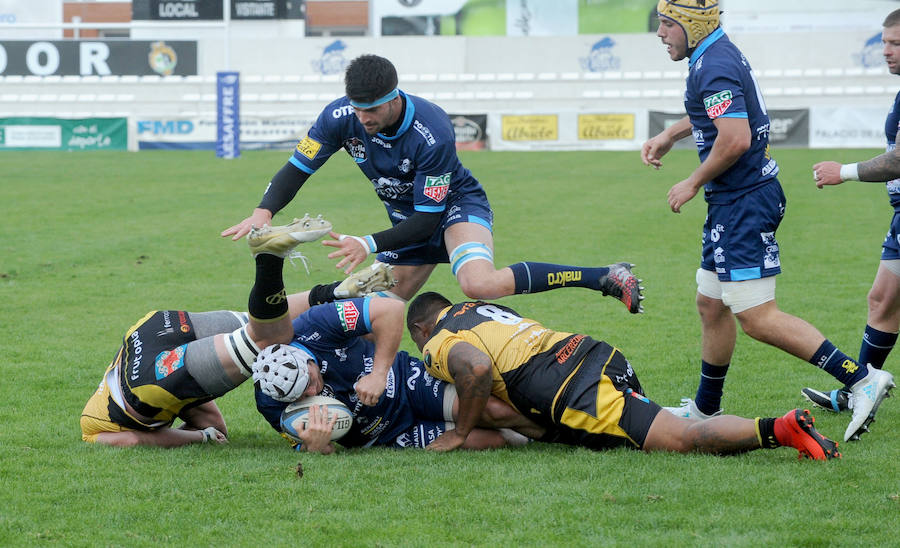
[377,90,414,141]
[689,27,724,68]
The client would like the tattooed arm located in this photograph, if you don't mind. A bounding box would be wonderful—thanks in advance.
[858,148,900,181]
[425,342,494,452]
[813,148,900,188]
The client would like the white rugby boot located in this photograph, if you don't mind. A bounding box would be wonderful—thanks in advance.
[248,214,332,258]
[844,368,895,442]
[663,397,722,420]
[334,262,398,299]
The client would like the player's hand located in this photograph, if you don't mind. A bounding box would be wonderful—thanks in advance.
[200,426,228,444]
[426,429,467,452]
[354,371,387,406]
[298,405,336,454]
[221,208,273,241]
[641,135,674,169]
[667,179,699,213]
[322,231,368,274]
[812,161,843,188]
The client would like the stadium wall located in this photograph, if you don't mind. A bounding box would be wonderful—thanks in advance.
[0,29,894,151]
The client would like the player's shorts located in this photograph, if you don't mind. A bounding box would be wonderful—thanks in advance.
[701,180,785,282]
[383,420,454,449]
[880,211,900,261]
[548,342,662,451]
[376,190,493,265]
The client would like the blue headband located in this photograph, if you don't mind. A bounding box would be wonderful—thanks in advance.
[349,88,399,109]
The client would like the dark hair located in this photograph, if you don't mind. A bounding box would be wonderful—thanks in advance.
[406,291,452,333]
[885,8,900,28]
[344,54,398,104]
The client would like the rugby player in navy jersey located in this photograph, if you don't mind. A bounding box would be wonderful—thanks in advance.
[253,292,545,454]
[80,216,333,447]
[641,0,893,442]
[403,291,840,460]
[222,54,643,313]
[804,9,900,415]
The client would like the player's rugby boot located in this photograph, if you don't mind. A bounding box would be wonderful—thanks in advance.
[248,214,332,258]
[334,262,398,299]
[844,368,896,442]
[663,397,721,420]
[775,409,841,461]
[801,386,851,413]
[599,262,644,314]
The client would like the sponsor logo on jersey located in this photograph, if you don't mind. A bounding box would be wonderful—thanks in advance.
[423,173,450,202]
[703,90,733,119]
[413,120,436,145]
[154,344,186,380]
[336,301,360,331]
[399,158,412,173]
[130,331,143,381]
[296,136,322,159]
[555,335,584,364]
[178,310,190,333]
[370,135,392,149]
[342,137,366,163]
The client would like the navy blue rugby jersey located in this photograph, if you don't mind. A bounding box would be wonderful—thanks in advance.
[884,90,900,210]
[256,297,426,448]
[685,28,779,204]
[288,90,485,223]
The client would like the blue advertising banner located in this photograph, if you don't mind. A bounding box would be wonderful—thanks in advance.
[216,71,240,159]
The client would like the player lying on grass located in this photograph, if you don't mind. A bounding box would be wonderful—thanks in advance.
[80,215,340,447]
[253,288,545,454]
[403,292,842,460]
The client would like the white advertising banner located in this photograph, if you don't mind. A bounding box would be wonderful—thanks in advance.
[0,0,62,39]
[487,110,648,151]
[809,106,887,149]
[134,113,317,151]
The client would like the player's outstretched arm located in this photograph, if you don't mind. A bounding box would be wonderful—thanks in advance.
[354,297,405,406]
[221,207,274,240]
[814,148,900,186]
[95,426,227,448]
[427,342,493,452]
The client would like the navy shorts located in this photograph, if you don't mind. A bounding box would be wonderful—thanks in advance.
[376,190,494,266]
[701,180,785,281]
[880,210,900,261]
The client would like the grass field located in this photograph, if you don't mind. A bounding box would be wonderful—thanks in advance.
[1,148,899,546]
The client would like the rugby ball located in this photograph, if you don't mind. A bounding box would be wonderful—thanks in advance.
[280,395,353,443]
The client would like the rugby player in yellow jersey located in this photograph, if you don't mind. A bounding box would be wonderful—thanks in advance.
[406,292,841,460]
[80,216,334,447]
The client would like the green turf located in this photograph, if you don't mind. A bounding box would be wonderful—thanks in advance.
[1,149,898,546]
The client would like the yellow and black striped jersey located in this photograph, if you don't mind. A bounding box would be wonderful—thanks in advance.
[422,301,603,426]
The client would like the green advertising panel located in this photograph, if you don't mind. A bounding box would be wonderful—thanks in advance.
[0,117,127,151]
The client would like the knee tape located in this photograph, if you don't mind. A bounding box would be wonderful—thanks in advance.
[720,276,776,314]
[449,242,493,276]
[224,326,261,378]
